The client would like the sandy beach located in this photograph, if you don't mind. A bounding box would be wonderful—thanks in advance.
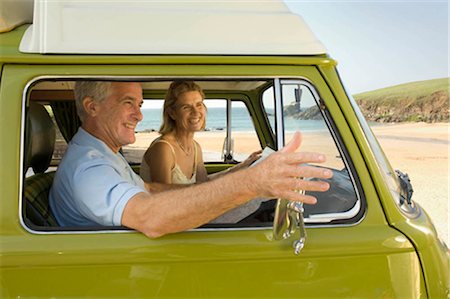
[126,122,449,244]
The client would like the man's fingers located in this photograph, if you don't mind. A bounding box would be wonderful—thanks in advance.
[297,178,330,192]
[280,132,302,154]
[284,165,333,180]
[268,177,330,204]
[281,151,327,165]
[277,177,331,204]
[284,177,330,193]
[277,190,318,205]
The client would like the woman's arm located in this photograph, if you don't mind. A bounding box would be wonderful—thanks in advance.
[143,142,175,184]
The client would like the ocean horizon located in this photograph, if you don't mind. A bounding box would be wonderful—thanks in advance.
[137,107,327,133]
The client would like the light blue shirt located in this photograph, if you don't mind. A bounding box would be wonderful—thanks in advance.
[49,127,147,227]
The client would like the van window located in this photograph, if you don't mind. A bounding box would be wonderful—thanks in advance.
[263,80,362,223]
[199,99,260,163]
[22,78,362,232]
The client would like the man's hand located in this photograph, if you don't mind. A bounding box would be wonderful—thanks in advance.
[248,132,332,204]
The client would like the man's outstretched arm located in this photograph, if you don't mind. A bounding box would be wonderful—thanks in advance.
[122,132,333,238]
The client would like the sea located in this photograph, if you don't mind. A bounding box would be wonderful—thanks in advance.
[136,107,327,133]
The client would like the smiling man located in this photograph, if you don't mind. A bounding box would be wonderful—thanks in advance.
[49,81,333,237]
[49,81,146,227]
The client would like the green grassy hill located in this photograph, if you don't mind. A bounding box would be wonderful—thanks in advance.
[353,78,449,122]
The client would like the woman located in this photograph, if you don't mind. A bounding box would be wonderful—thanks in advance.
[140,80,261,185]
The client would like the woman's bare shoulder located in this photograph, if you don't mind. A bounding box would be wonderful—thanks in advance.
[193,139,203,150]
[144,138,175,162]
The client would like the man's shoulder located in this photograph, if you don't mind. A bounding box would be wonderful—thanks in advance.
[65,141,107,162]
[66,128,113,162]
[56,142,114,180]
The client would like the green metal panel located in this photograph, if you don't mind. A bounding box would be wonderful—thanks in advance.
[1,228,424,298]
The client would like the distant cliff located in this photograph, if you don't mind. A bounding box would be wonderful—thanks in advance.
[353,78,449,123]
[284,78,449,123]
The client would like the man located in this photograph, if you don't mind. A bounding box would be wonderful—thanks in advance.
[49,81,333,238]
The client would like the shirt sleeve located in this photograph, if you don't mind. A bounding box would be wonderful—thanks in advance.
[72,161,146,226]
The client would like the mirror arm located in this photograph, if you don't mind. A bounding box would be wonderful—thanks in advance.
[273,195,308,255]
[288,201,307,255]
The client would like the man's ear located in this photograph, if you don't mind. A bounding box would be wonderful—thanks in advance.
[82,97,98,117]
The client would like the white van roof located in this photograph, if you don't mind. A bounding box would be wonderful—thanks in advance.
[4,0,327,55]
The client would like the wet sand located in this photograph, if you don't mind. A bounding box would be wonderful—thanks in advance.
[127,122,449,244]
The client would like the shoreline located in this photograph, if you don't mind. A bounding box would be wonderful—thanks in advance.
[126,122,449,244]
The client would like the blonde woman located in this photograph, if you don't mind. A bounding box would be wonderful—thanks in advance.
[140,81,261,186]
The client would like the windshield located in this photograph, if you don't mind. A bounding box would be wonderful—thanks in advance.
[346,94,402,204]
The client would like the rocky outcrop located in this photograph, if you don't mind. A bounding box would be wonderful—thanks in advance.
[355,90,449,123]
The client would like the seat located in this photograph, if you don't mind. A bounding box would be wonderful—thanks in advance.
[23,102,58,227]
[24,171,58,227]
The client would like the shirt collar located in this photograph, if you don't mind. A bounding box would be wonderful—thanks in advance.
[73,127,115,154]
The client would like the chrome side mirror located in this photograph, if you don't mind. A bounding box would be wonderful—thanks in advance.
[253,147,307,254]
[273,196,307,255]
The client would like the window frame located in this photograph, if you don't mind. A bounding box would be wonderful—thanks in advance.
[20,75,366,235]
[273,78,365,225]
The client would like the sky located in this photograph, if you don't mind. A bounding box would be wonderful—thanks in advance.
[284,1,449,94]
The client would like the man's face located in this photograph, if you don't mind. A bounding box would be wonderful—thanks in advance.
[93,82,143,152]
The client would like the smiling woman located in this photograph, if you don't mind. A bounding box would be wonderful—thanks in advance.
[140,81,208,185]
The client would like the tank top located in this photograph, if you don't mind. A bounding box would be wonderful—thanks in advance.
[140,138,198,185]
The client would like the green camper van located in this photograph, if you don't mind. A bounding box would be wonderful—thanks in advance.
[0,0,448,298]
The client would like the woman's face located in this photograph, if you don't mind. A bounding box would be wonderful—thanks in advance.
[171,90,205,134]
